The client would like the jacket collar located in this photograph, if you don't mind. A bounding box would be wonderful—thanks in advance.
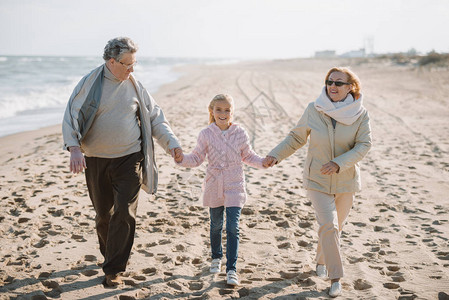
[208,122,238,136]
[104,64,121,83]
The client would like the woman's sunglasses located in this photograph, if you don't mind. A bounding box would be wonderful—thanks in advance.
[326,80,350,87]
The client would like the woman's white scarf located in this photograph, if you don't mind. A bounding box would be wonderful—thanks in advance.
[314,87,365,125]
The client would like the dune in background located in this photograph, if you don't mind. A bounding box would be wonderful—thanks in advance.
[1,58,448,299]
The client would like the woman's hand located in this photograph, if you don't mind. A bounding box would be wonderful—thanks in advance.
[320,161,340,175]
[263,156,277,168]
[69,146,86,174]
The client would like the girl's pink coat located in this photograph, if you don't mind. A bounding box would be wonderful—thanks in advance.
[178,123,265,208]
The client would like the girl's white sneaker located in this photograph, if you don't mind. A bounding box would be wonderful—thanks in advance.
[210,258,221,273]
[329,282,342,297]
[226,270,239,286]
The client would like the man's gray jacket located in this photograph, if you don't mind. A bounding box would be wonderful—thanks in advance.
[62,64,180,194]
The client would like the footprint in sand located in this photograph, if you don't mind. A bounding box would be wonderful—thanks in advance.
[265,276,283,282]
[363,252,377,259]
[298,277,316,287]
[279,271,300,279]
[38,272,52,279]
[188,281,203,291]
[158,239,171,245]
[118,295,137,300]
[33,239,49,249]
[370,246,381,252]
[63,274,78,282]
[71,234,86,242]
[237,287,250,297]
[191,258,202,265]
[392,275,406,282]
[387,265,400,272]
[383,282,400,289]
[41,280,62,294]
[137,249,154,257]
[350,222,366,227]
[121,275,144,285]
[275,236,288,242]
[181,222,191,229]
[298,221,313,228]
[397,292,418,299]
[421,224,442,234]
[81,269,99,277]
[269,215,284,221]
[297,240,310,247]
[374,225,386,232]
[248,275,263,281]
[0,272,14,284]
[242,207,255,215]
[354,279,373,290]
[146,242,157,247]
[132,275,146,281]
[84,255,97,262]
[247,222,257,228]
[277,242,292,249]
[241,268,253,274]
[347,256,366,264]
[70,262,87,270]
[155,254,172,263]
[173,244,186,252]
[167,280,183,291]
[142,267,157,276]
[136,288,151,299]
[436,251,449,261]
[276,220,290,228]
[175,255,189,265]
[433,219,448,225]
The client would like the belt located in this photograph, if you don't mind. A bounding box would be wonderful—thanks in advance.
[207,164,241,199]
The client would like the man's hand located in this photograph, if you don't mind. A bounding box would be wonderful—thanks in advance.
[263,156,277,168]
[69,146,86,174]
[171,147,184,163]
[320,161,340,175]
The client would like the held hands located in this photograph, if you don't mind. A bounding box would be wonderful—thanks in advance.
[69,146,86,174]
[171,147,184,163]
[263,156,277,168]
[320,161,340,175]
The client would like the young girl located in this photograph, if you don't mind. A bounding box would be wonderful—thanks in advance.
[175,94,266,286]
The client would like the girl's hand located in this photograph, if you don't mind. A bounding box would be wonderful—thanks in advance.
[263,156,277,168]
[172,147,184,163]
[320,161,340,175]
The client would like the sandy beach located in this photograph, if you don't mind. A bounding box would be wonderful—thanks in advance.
[1,58,449,299]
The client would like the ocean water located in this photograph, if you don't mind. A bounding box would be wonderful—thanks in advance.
[0,56,234,137]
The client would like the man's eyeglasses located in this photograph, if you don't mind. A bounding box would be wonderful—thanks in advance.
[326,80,350,87]
[119,60,137,70]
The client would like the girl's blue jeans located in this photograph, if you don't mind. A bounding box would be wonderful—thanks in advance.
[209,206,241,272]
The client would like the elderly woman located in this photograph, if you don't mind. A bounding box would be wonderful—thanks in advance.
[263,67,372,297]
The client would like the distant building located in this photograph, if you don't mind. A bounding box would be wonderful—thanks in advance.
[315,50,336,58]
[340,48,366,58]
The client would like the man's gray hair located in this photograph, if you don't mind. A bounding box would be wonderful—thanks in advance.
[103,37,138,61]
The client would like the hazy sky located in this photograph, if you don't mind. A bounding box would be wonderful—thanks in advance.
[1,0,448,58]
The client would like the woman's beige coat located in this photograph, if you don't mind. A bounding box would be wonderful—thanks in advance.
[268,102,372,194]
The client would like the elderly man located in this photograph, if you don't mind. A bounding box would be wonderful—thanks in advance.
[62,37,182,287]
